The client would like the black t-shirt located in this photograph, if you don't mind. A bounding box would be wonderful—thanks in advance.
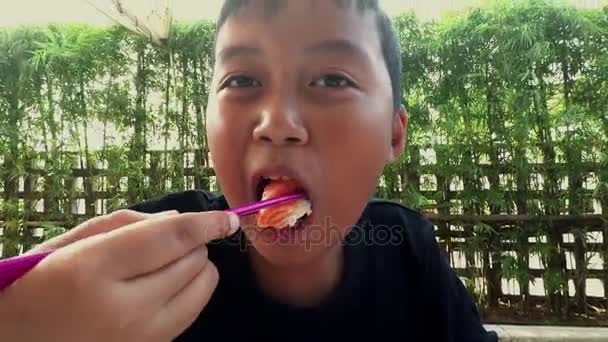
[129,190,498,342]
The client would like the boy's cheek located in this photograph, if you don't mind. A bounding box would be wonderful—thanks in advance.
[320,112,391,161]
[319,115,389,180]
[207,101,251,149]
[206,122,250,205]
[205,101,230,134]
[320,117,391,208]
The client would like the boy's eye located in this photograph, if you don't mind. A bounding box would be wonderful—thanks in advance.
[221,75,261,89]
[310,74,355,88]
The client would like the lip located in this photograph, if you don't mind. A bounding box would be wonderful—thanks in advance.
[250,165,313,202]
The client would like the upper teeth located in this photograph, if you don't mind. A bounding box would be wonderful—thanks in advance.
[267,176,291,181]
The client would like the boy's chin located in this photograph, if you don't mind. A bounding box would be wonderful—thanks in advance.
[249,241,338,268]
[242,225,341,267]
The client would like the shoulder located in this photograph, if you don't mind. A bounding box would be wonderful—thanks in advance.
[364,198,433,231]
[361,198,438,260]
[127,190,229,214]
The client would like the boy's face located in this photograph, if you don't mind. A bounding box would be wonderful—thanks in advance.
[207,0,406,266]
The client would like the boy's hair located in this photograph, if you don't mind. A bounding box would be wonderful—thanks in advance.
[215,0,403,112]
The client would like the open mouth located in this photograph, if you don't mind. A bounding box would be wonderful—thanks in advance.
[254,177,309,201]
[254,176,313,231]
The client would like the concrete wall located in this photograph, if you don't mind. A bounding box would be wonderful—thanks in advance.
[486,324,608,341]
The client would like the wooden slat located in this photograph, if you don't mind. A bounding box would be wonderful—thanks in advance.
[426,214,607,224]
[2,148,606,314]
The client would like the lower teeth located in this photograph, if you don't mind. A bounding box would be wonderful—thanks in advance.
[273,215,307,231]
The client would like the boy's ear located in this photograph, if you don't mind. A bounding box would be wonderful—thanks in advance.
[388,104,408,163]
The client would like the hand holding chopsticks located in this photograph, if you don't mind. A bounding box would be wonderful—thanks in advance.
[0,192,302,291]
[0,209,239,341]
[0,194,302,341]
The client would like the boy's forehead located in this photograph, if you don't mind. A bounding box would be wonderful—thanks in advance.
[216,0,380,51]
[221,0,375,25]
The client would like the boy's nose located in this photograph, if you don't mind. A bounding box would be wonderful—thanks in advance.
[252,103,309,146]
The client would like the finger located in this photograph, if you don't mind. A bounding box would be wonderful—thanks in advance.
[101,211,239,279]
[152,262,220,341]
[126,245,209,308]
[29,210,178,253]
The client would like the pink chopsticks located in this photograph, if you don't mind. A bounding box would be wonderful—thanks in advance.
[225,192,304,216]
[0,251,53,289]
[0,193,304,291]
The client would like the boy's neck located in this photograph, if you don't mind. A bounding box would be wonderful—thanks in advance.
[248,244,344,307]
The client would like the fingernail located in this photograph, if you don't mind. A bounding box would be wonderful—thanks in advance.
[228,212,240,234]
[152,210,179,216]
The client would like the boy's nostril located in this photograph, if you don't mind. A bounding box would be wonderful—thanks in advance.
[257,135,300,144]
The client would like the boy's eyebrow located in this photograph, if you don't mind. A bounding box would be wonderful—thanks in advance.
[304,39,371,63]
[217,45,264,63]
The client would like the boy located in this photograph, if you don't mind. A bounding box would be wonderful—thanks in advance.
[0,0,498,341]
[129,0,498,341]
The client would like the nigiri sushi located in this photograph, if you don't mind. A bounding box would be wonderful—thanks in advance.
[256,179,312,230]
